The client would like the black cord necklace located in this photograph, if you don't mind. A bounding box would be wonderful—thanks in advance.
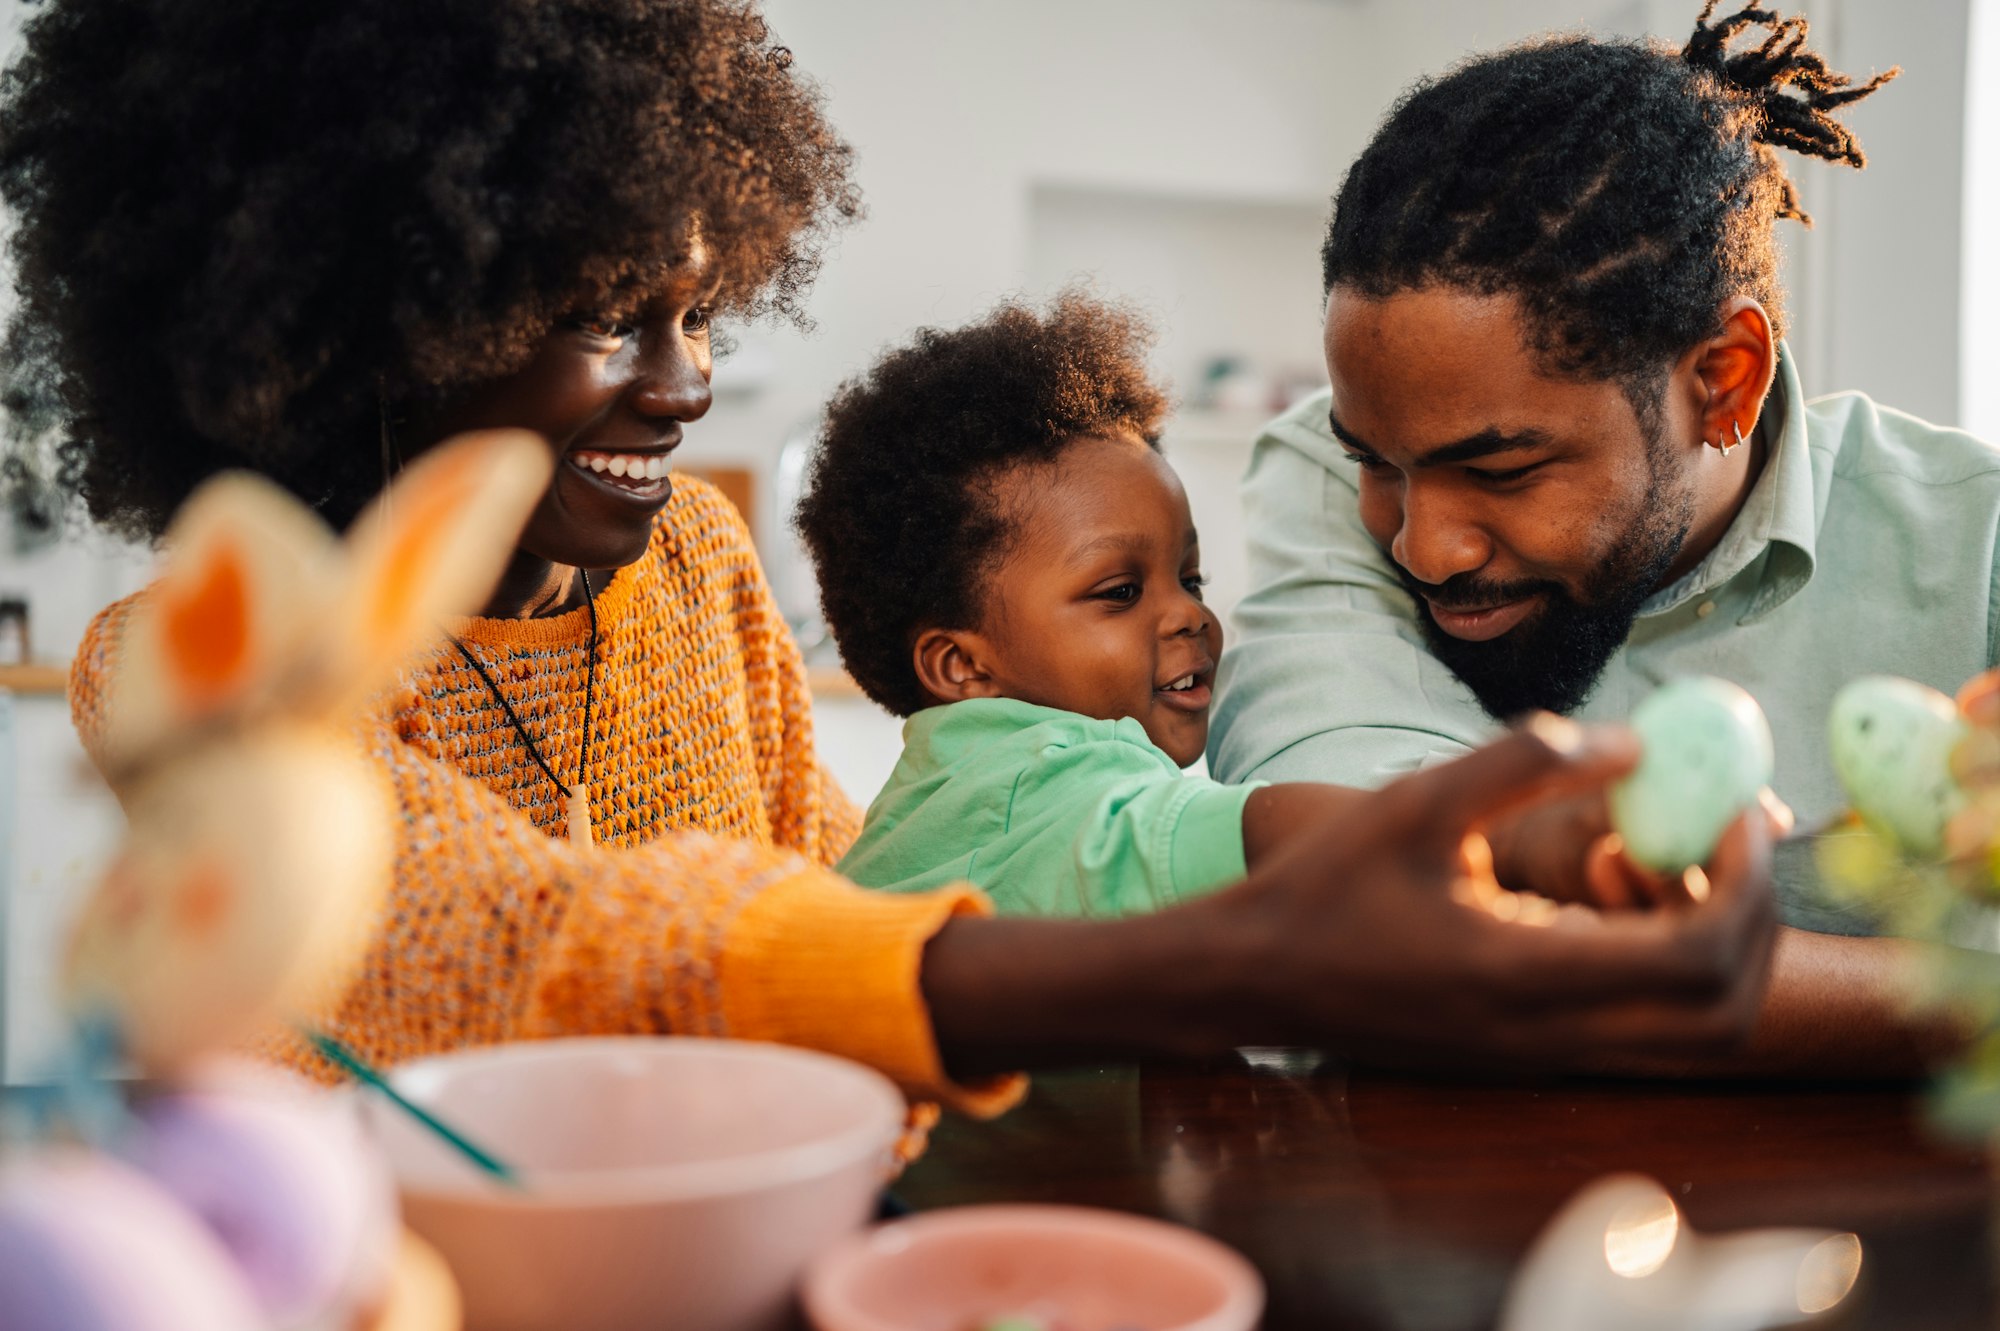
[446,567,600,845]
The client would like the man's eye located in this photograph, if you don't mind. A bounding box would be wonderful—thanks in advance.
[1469,462,1542,485]
[1340,451,1385,471]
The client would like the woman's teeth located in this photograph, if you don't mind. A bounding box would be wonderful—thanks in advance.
[573,451,671,482]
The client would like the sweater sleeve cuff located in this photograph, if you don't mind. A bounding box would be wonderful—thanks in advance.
[716,866,1026,1118]
[1166,779,1264,898]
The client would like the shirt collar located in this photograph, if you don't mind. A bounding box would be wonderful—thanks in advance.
[1638,343,1819,622]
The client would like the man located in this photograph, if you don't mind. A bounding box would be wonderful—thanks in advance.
[1210,6,1994,1070]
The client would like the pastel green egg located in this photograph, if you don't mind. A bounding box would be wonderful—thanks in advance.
[1609,677,1775,872]
[1828,675,1967,859]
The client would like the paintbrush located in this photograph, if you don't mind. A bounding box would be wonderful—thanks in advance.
[305,1029,523,1189]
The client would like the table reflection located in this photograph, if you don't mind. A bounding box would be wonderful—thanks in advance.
[897,1055,1994,1331]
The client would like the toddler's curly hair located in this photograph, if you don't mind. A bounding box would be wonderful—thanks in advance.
[797,291,1169,716]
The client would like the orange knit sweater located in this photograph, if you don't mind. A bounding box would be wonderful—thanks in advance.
[71,477,1019,1116]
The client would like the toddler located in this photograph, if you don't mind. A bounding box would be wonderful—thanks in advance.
[797,293,1365,916]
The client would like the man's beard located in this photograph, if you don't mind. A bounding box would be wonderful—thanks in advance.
[1396,471,1692,720]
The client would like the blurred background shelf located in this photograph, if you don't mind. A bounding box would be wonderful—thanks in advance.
[0,663,66,696]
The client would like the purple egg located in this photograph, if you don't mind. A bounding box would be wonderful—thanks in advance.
[0,1151,264,1331]
[129,1060,397,1328]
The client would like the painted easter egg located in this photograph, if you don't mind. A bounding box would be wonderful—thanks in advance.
[130,1059,399,1330]
[0,1151,264,1331]
[1610,677,1775,873]
[1828,675,1968,859]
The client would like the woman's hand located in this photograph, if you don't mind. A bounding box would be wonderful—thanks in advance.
[923,716,1780,1076]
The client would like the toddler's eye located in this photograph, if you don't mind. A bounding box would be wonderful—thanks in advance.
[1181,573,1208,600]
[1095,582,1140,604]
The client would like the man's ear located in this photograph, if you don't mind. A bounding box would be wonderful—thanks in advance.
[1691,298,1778,453]
[913,627,1002,705]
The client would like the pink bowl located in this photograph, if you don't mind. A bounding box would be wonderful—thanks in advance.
[802,1204,1264,1331]
[361,1037,906,1331]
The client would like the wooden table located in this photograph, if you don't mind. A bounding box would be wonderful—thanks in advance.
[896,1054,1994,1330]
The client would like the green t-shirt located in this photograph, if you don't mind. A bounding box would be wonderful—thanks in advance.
[839,697,1263,917]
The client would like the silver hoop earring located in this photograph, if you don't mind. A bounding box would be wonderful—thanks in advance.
[1719,420,1747,457]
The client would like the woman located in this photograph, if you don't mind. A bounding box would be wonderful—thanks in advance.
[4,0,1777,1104]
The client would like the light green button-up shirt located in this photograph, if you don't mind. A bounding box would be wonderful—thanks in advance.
[842,697,1261,917]
[1210,349,2000,848]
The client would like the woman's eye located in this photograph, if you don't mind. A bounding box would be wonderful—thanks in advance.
[568,315,630,341]
[683,306,713,335]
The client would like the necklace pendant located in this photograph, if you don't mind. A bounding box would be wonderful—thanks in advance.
[567,784,594,846]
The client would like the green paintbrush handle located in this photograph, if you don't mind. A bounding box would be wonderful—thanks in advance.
[305,1029,523,1189]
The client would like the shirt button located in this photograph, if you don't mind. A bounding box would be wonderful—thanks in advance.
[1696,601,1716,619]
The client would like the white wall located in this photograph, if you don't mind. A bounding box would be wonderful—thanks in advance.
[686,0,1386,486]
[1963,0,2000,437]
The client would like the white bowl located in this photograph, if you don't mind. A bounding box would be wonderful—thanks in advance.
[360,1037,906,1331]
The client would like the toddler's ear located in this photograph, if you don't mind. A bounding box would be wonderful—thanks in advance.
[913,627,1000,704]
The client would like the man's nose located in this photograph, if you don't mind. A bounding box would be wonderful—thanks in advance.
[1388,484,1491,586]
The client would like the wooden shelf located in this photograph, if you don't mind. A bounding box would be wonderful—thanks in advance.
[806,667,864,701]
[2,659,856,704]
[0,662,66,696]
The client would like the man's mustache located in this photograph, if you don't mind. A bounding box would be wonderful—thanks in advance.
[1393,564,1561,617]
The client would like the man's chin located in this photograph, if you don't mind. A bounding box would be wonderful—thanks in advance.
[1414,601,1629,720]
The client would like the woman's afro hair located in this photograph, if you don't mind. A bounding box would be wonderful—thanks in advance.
[0,0,859,537]
[796,291,1169,717]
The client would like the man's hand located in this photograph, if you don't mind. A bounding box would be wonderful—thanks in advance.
[1219,718,1779,1068]
[1487,779,1792,912]
[1949,670,2000,867]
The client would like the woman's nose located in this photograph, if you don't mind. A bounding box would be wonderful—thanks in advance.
[627,323,713,423]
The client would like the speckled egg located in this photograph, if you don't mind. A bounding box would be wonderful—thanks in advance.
[1828,675,1968,859]
[130,1058,399,1331]
[0,1151,265,1331]
[1610,677,1775,873]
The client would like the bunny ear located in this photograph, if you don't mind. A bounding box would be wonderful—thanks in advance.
[311,429,551,709]
[63,730,392,1075]
[105,474,340,770]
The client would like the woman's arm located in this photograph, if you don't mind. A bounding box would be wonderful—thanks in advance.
[926,724,1781,1079]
